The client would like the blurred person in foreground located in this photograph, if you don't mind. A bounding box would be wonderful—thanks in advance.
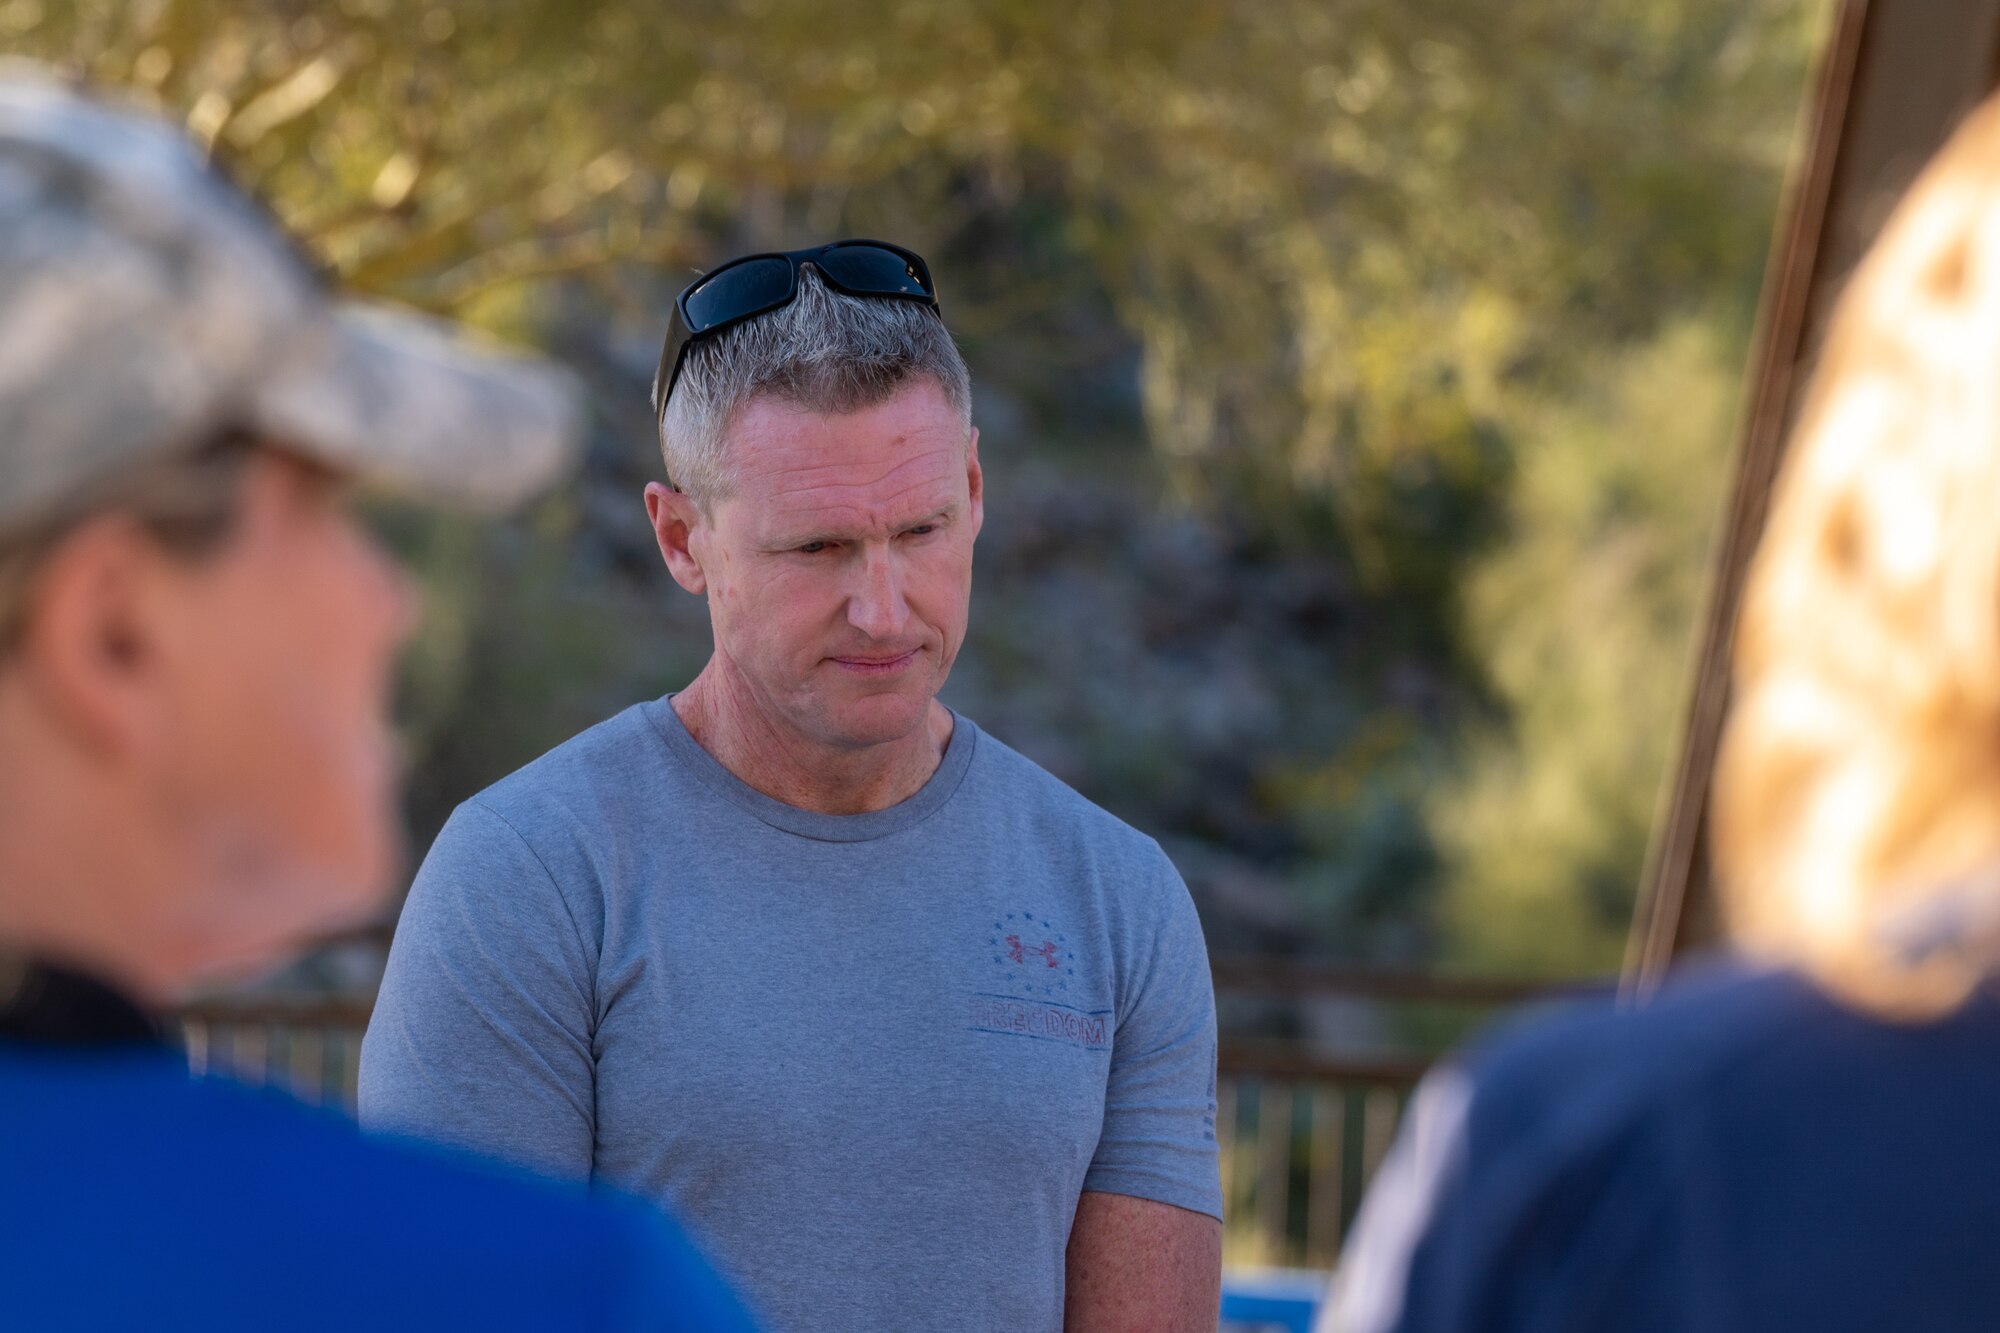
[0,70,756,1332]
[360,244,1223,1332]
[1321,90,2000,1333]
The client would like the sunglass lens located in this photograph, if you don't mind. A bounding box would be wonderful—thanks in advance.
[684,256,794,329]
[817,245,933,298]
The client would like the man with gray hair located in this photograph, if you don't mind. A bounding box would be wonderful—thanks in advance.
[361,241,1224,1331]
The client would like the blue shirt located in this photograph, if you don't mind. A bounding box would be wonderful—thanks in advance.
[361,699,1220,1333]
[1324,963,2000,1333]
[1,1039,761,1331]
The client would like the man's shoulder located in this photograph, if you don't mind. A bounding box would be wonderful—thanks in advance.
[1470,960,2000,1144]
[961,718,1168,868]
[469,698,674,828]
[1451,964,1838,1161]
[5,1045,611,1226]
[1341,965,2000,1333]
[1,1048,751,1329]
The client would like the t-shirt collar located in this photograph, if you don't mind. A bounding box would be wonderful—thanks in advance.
[0,948,164,1046]
[645,694,979,843]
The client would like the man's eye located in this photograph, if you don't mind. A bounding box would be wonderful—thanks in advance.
[905,525,937,538]
[797,541,830,555]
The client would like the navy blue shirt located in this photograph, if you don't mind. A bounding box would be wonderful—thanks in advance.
[1325,963,2000,1333]
[0,961,760,1332]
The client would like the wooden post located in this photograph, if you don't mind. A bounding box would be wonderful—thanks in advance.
[1625,0,2000,993]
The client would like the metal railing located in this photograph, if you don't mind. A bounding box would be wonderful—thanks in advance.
[1209,961,1562,1268]
[177,996,372,1112]
[172,958,1570,1271]
[1217,1053,1416,1269]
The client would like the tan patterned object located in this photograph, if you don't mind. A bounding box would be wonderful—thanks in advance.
[0,64,583,538]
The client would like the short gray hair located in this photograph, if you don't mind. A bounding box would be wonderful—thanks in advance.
[657,265,972,503]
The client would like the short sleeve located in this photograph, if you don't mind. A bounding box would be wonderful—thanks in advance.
[360,799,599,1181]
[1082,842,1223,1220]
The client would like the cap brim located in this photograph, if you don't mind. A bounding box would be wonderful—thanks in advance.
[249,301,584,514]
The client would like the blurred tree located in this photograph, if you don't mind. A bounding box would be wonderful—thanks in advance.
[10,0,1824,977]
[1437,319,1751,975]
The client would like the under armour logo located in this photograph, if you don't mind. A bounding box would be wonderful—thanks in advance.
[1006,935,1061,968]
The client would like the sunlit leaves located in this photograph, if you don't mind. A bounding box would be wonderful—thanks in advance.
[13,0,1827,970]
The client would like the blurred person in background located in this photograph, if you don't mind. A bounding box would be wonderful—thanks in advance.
[1320,88,2000,1333]
[0,70,756,1332]
[360,245,1223,1332]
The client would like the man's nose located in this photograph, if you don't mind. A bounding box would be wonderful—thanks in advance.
[846,545,910,641]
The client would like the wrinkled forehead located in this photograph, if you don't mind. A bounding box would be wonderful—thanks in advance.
[717,386,972,539]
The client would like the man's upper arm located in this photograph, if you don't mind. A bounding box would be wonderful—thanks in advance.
[359,798,598,1180]
[1069,840,1223,1325]
[596,1192,765,1333]
[1081,840,1222,1218]
[1064,1190,1220,1332]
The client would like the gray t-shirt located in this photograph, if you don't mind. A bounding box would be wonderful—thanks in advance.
[360,697,1220,1333]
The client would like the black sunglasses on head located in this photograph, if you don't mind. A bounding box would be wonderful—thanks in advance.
[651,239,940,422]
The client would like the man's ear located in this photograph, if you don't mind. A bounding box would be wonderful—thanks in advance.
[644,482,710,595]
[965,426,984,540]
[15,514,174,761]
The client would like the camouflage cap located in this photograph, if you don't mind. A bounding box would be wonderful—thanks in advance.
[0,67,583,539]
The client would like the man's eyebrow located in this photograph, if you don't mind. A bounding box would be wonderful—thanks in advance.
[901,504,957,528]
[767,504,958,547]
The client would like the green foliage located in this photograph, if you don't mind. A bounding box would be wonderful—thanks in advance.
[9,0,1827,975]
[1437,319,1752,975]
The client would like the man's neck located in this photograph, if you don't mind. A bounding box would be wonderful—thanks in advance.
[0,711,185,1005]
[672,662,952,816]
[0,815,182,1005]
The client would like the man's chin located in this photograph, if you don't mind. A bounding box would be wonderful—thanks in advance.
[809,685,936,750]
